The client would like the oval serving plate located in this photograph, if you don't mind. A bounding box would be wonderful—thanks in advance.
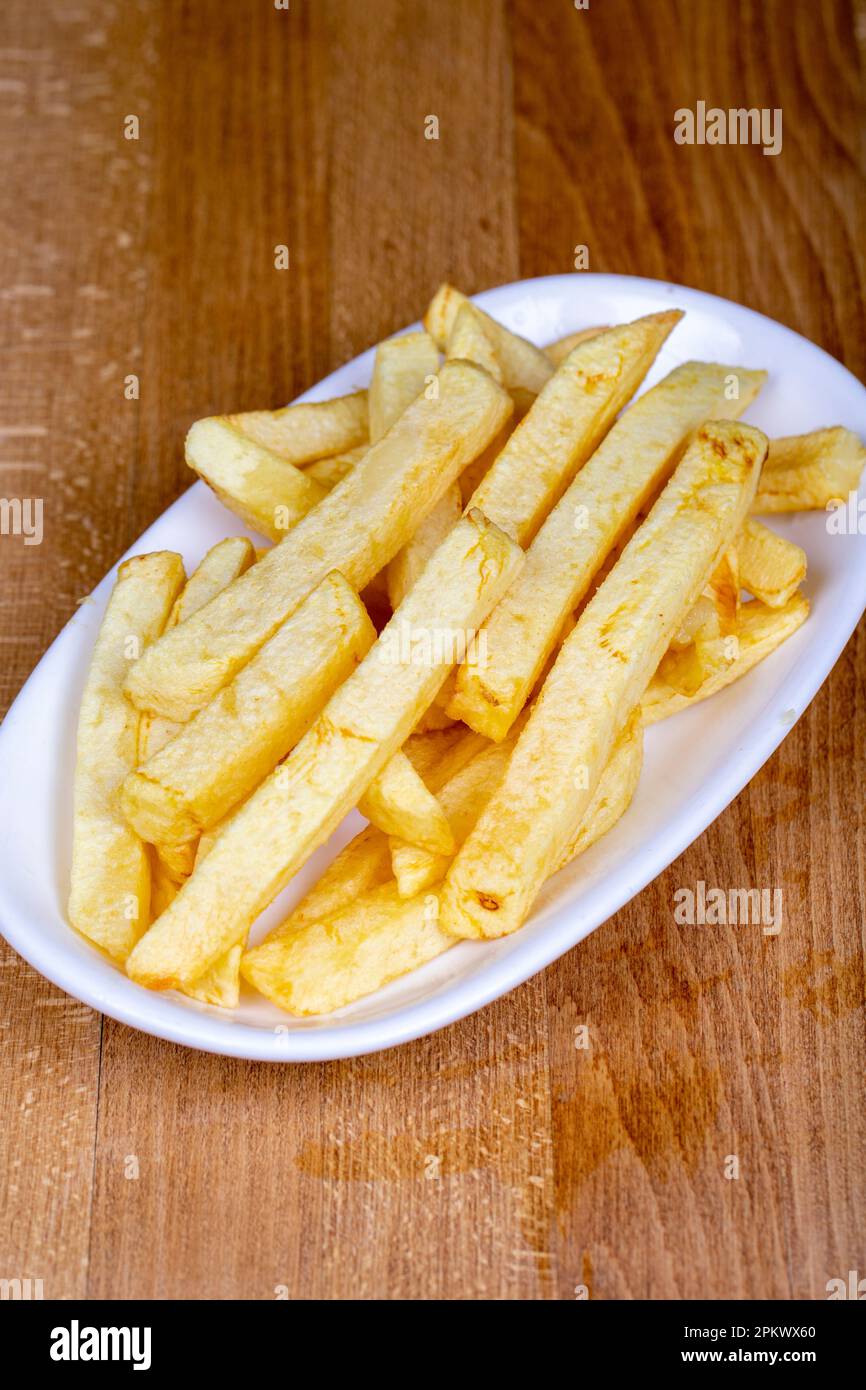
[1,273,865,1061]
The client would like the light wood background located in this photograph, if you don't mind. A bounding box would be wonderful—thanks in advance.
[1,0,864,1300]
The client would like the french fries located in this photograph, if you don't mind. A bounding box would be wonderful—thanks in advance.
[126,359,512,720]
[737,517,807,607]
[368,332,440,442]
[125,510,522,989]
[752,426,865,512]
[448,360,765,738]
[424,283,553,395]
[439,420,766,940]
[226,390,369,464]
[544,326,607,365]
[68,552,185,963]
[467,311,682,545]
[642,594,810,724]
[358,751,454,855]
[66,285,856,1020]
[186,417,326,540]
[241,713,644,1015]
[121,572,375,847]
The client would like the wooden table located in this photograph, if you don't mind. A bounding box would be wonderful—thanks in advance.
[1,0,864,1301]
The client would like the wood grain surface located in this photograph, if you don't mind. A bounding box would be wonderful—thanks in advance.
[1,0,864,1301]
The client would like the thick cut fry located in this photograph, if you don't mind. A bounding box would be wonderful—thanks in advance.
[446,301,503,381]
[182,943,244,1009]
[241,716,643,1015]
[752,427,865,513]
[467,311,682,546]
[138,537,257,764]
[374,331,461,612]
[122,572,376,847]
[544,326,608,366]
[126,360,513,720]
[226,390,369,464]
[737,517,806,607]
[439,420,766,940]
[368,332,440,443]
[424,283,553,395]
[303,444,367,490]
[387,481,462,609]
[658,548,742,697]
[642,594,809,724]
[187,417,326,541]
[448,361,764,738]
[68,552,185,963]
[391,736,515,897]
[359,751,454,854]
[125,510,523,989]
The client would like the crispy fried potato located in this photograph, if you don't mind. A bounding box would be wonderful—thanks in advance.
[439,420,766,940]
[737,517,806,607]
[138,537,257,764]
[122,572,375,847]
[642,594,809,724]
[752,427,865,513]
[446,301,503,381]
[368,332,440,443]
[359,750,454,854]
[391,735,515,897]
[125,510,523,989]
[303,444,368,490]
[241,715,643,1015]
[126,360,513,720]
[659,548,743,697]
[68,552,185,963]
[544,326,608,365]
[387,480,462,609]
[373,331,462,612]
[182,943,244,1008]
[467,311,682,546]
[424,283,553,395]
[186,417,326,541]
[448,360,764,739]
[227,390,369,464]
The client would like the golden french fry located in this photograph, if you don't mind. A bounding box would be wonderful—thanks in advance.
[373,331,462,612]
[439,420,766,940]
[642,594,809,724]
[68,552,185,963]
[467,311,682,546]
[125,510,523,989]
[126,359,513,720]
[368,332,440,443]
[182,943,244,1009]
[227,390,369,464]
[446,301,503,381]
[303,444,368,490]
[659,548,743,697]
[752,427,865,513]
[122,572,376,847]
[448,360,763,739]
[359,751,455,855]
[186,417,326,541]
[391,736,515,898]
[544,326,608,366]
[387,481,462,609]
[138,537,257,764]
[424,283,553,396]
[241,715,643,1015]
[456,419,515,506]
[737,517,806,607]
[557,709,643,867]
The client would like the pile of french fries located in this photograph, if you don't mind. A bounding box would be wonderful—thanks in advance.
[67,284,865,1014]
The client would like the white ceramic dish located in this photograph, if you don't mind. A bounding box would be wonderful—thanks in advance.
[1,274,865,1061]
